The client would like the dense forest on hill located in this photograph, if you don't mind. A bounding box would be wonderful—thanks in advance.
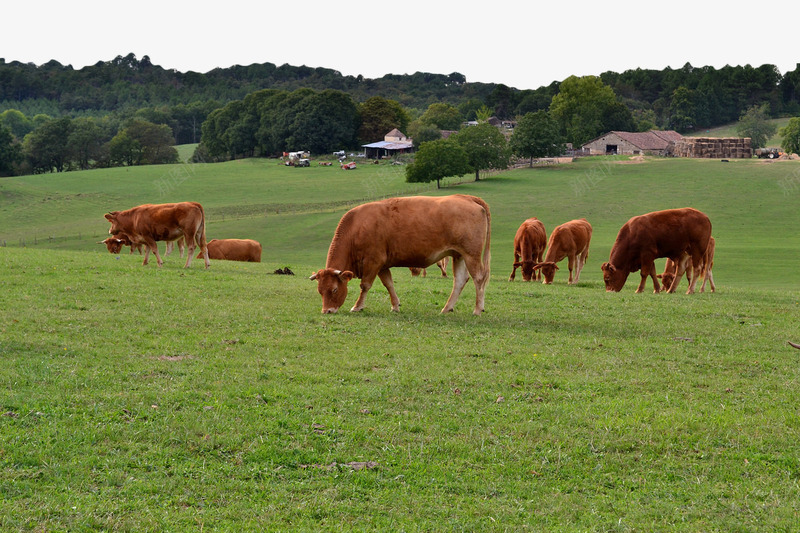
[2,53,800,176]
[3,54,800,125]
[0,53,493,116]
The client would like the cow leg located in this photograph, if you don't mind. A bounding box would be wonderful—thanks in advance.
[701,268,715,293]
[148,242,165,268]
[684,254,702,295]
[378,269,401,312]
[509,252,520,281]
[574,250,587,282]
[567,254,576,284]
[637,262,660,293]
[667,255,690,294]
[442,256,470,313]
[350,274,376,312]
[464,254,489,315]
[183,234,196,268]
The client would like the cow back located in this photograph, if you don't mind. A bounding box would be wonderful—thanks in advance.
[326,195,491,276]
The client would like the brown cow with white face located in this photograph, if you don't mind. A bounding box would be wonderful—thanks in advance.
[509,217,547,282]
[104,202,209,269]
[658,236,716,293]
[601,208,711,294]
[99,233,143,255]
[310,195,491,315]
[532,218,592,285]
[196,238,262,262]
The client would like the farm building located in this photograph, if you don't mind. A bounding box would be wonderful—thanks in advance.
[362,129,414,159]
[582,130,684,156]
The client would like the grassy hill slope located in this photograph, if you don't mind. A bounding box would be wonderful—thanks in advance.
[1,155,797,288]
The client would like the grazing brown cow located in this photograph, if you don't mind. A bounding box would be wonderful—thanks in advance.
[196,238,262,262]
[310,195,491,315]
[532,218,593,284]
[601,208,711,294]
[658,236,716,293]
[409,257,449,278]
[509,218,547,282]
[98,233,143,255]
[104,202,209,269]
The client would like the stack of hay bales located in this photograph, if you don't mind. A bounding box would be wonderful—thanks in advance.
[672,137,752,158]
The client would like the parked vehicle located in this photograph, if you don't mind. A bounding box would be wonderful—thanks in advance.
[755,147,781,159]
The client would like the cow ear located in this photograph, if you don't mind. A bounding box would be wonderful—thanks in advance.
[553,265,560,271]
[104,212,116,221]
[513,261,522,267]
[656,274,663,279]
[309,270,320,281]
[339,270,355,282]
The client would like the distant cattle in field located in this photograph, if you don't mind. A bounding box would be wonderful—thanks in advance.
[104,202,209,268]
[658,236,716,293]
[532,218,592,284]
[410,257,449,278]
[601,208,711,293]
[509,217,547,282]
[196,238,262,262]
[310,195,491,315]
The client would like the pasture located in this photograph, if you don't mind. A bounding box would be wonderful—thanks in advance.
[1,155,800,530]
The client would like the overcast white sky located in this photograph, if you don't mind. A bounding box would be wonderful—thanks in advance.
[3,1,799,90]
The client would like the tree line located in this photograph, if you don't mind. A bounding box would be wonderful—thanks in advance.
[2,54,800,176]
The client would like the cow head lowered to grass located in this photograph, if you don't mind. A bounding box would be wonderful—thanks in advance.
[309,269,354,314]
[310,194,491,315]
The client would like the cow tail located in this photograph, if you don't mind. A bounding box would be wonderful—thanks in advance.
[472,196,492,274]
[197,204,208,253]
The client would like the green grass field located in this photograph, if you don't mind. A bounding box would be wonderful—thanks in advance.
[1,156,800,530]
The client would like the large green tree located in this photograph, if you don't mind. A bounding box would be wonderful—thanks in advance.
[0,123,21,176]
[780,117,800,155]
[68,117,106,170]
[418,103,462,131]
[510,110,565,166]
[0,109,33,140]
[736,103,777,149]
[669,86,696,132]
[405,138,470,188]
[110,119,178,165]
[358,96,409,144]
[550,75,634,145]
[286,90,360,155]
[22,117,73,173]
[452,123,510,181]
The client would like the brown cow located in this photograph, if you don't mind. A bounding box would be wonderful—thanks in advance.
[100,234,184,258]
[532,218,592,284]
[196,238,262,262]
[104,202,209,269]
[509,218,547,282]
[409,257,449,278]
[658,236,716,293]
[98,233,143,255]
[601,208,711,294]
[310,195,491,315]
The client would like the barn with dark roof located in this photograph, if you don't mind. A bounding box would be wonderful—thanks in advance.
[582,130,683,156]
